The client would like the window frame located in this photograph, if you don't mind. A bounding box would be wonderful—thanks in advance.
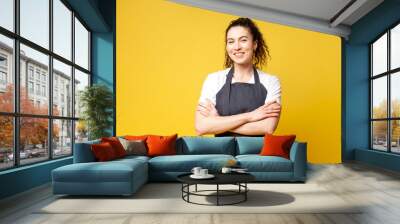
[370,21,400,154]
[0,0,92,171]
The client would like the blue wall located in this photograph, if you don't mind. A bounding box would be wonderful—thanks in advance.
[343,44,369,160]
[344,0,400,171]
[0,0,115,200]
[92,32,114,135]
[0,158,72,199]
[92,0,115,135]
[92,33,114,88]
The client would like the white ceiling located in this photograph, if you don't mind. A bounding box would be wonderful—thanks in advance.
[170,0,384,38]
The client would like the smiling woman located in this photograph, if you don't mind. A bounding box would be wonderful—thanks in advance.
[195,17,281,137]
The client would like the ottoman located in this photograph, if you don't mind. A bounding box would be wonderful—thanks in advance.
[52,158,148,196]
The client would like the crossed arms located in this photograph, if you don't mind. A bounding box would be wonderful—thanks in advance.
[194,99,281,136]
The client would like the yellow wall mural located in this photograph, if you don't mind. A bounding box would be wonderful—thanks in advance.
[116,0,341,163]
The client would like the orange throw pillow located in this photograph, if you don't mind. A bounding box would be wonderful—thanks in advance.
[146,134,177,157]
[91,142,117,161]
[260,134,296,159]
[101,137,127,158]
[125,135,148,141]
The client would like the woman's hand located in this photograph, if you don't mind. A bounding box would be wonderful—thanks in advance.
[247,100,281,122]
[196,99,219,117]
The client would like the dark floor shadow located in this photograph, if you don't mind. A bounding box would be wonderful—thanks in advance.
[55,183,182,200]
[56,195,134,200]
[203,190,295,207]
[53,184,300,202]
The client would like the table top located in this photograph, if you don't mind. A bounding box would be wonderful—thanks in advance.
[177,172,255,185]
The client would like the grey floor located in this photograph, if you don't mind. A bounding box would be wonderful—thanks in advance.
[1,162,400,224]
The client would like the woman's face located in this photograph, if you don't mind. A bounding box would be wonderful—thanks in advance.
[226,26,257,66]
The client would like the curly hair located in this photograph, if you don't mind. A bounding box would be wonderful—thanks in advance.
[224,17,270,69]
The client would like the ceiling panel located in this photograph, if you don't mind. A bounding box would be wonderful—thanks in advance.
[225,0,352,21]
[170,0,384,38]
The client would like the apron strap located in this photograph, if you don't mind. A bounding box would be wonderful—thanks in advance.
[219,67,234,115]
[253,67,263,100]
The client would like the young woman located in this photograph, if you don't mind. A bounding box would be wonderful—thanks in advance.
[195,17,281,136]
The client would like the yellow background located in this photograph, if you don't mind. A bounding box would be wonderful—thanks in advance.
[116,0,342,163]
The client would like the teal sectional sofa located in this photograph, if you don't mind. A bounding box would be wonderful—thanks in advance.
[52,137,307,196]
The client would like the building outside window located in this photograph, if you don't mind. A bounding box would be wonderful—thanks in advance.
[0,54,7,88]
[0,54,7,67]
[41,73,46,83]
[28,81,34,94]
[35,83,40,95]
[54,88,58,103]
[28,67,34,80]
[41,85,46,97]
[0,71,5,84]
[0,0,91,170]
[0,71,6,84]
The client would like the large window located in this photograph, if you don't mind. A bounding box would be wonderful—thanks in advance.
[371,23,400,153]
[0,0,90,171]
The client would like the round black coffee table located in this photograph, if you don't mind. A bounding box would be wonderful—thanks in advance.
[177,173,255,206]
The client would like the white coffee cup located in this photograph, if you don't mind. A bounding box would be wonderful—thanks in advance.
[191,167,202,176]
[200,169,208,176]
[221,167,231,174]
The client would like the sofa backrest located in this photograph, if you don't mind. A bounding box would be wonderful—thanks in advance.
[177,136,236,155]
[235,137,263,155]
[74,136,299,161]
[73,139,100,163]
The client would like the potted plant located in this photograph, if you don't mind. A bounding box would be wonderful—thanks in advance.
[79,84,114,140]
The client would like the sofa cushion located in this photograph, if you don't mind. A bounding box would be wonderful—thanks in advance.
[260,134,296,159]
[236,155,293,172]
[91,142,118,161]
[52,159,147,183]
[178,137,235,155]
[125,135,148,141]
[235,137,263,155]
[147,134,177,157]
[115,155,150,163]
[119,138,147,156]
[101,137,127,158]
[148,154,235,172]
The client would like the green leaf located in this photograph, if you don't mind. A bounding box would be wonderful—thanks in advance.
[79,84,114,140]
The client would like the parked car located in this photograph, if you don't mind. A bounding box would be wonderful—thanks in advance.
[21,150,32,159]
[54,149,62,156]
[7,153,13,161]
[8,150,32,160]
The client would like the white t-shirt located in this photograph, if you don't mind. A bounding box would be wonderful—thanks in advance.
[198,68,281,105]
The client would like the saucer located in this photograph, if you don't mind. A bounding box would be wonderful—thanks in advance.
[190,174,215,179]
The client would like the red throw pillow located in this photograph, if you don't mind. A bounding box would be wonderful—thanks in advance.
[101,137,127,158]
[91,142,117,161]
[125,135,148,141]
[260,134,296,159]
[146,134,177,157]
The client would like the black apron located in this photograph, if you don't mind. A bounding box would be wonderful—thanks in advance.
[215,67,267,137]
